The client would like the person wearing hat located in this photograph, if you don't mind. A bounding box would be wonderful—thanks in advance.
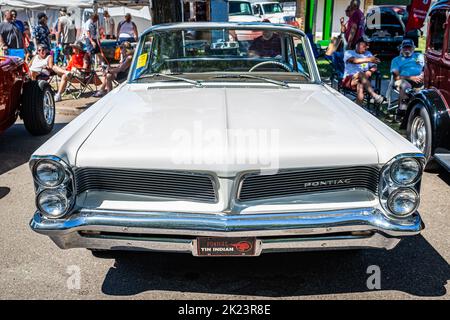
[29,43,54,80]
[390,39,425,115]
[52,40,91,102]
[94,41,134,97]
[56,8,77,63]
[32,12,51,52]
[343,37,385,106]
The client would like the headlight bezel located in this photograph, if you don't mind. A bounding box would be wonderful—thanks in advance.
[32,159,66,188]
[36,188,70,219]
[389,157,422,186]
[30,156,76,219]
[387,187,420,217]
[379,153,425,219]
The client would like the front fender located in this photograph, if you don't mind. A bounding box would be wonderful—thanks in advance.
[402,89,450,154]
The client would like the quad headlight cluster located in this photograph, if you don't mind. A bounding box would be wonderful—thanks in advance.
[379,155,424,218]
[30,157,75,219]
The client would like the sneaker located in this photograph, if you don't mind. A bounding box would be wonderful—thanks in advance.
[93,90,106,98]
[374,94,385,105]
[54,93,62,102]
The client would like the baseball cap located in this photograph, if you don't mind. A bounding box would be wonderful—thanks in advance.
[401,39,415,48]
[37,12,47,20]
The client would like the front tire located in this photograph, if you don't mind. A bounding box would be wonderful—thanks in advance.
[406,104,438,170]
[21,81,55,136]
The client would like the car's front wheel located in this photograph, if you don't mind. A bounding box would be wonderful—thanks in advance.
[21,81,55,136]
[407,103,438,170]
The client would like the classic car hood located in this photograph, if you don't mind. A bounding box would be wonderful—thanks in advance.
[72,84,417,176]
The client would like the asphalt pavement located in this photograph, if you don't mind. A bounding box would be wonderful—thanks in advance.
[0,112,449,300]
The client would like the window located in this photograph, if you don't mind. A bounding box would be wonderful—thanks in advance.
[429,10,447,52]
[131,27,313,84]
[229,1,253,16]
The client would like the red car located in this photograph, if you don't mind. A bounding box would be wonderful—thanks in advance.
[0,56,55,135]
[403,0,450,171]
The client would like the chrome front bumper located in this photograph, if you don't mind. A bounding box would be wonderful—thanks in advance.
[30,208,424,256]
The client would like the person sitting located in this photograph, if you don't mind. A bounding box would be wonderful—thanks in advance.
[94,42,134,97]
[248,31,282,58]
[53,40,91,102]
[343,37,384,106]
[28,44,53,80]
[391,39,425,116]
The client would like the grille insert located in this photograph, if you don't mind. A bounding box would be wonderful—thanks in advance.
[74,167,217,203]
[238,166,380,202]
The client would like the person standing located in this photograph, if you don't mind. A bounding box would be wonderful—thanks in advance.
[0,10,24,57]
[103,10,115,40]
[84,13,103,65]
[117,13,138,44]
[343,0,364,50]
[10,10,25,34]
[33,12,51,51]
[57,8,77,63]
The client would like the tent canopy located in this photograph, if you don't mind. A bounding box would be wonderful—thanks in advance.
[1,0,151,9]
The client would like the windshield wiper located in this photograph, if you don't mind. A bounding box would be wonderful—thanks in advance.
[134,73,204,88]
[213,74,290,88]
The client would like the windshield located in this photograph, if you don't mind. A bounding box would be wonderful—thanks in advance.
[263,3,283,14]
[130,26,314,84]
[229,1,253,16]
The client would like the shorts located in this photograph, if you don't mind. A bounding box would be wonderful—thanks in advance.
[116,71,128,82]
[394,79,423,90]
[342,75,357,90]
[85,39,100,54]
[62,43,73,56]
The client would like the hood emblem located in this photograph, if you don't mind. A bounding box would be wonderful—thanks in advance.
[304,179,352,188]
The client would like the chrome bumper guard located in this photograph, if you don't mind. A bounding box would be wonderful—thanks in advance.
[30,208,424,256]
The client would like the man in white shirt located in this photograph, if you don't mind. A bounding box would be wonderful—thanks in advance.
[117,13,138,44]
[343,37,384,105]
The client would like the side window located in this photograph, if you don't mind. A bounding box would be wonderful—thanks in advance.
[429,10,447,53]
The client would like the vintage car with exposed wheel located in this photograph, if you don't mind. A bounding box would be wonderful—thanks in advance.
[0,56,55,136]
[401,0,450,172]
[30,23,425,257]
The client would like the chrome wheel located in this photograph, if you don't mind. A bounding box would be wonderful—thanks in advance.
[410,116,426,152]
[43,90,55,126]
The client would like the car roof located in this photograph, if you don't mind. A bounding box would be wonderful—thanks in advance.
[141,22,305,37]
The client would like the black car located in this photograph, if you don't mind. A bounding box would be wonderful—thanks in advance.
[365,5,419,56]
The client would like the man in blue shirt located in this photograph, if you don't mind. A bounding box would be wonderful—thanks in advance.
[391,39,425,112]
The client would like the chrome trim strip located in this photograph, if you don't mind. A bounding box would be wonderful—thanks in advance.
[45,232,402,255]
[30,207,423,243]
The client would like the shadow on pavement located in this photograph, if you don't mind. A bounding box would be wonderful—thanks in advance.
[0,187,10,199]
[100,234,449,298]
[0,123,68,175]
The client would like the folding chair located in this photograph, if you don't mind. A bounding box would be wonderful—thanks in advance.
[385,73,423,121]
[65,69,102,99]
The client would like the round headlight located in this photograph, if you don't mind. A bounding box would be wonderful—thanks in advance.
[37,189,69,218]
[34,160,65,187]
[387,188,419,217]
[390,158,421,185]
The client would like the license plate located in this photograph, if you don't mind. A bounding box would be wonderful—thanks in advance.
[197,237,256,256]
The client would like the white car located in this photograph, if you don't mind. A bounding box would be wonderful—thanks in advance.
[252,1,291,24]
[228,0,262,22]
[30,23,425,257]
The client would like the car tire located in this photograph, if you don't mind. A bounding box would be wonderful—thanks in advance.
[88,249,113,258]
[406,103,439,170]
[21,80,55,136]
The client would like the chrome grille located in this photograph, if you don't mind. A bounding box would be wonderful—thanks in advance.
[238,166,380,202]
[74,168,217,203]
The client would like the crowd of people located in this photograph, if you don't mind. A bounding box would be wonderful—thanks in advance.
[0,7,137,102]
[325,0,425,113]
